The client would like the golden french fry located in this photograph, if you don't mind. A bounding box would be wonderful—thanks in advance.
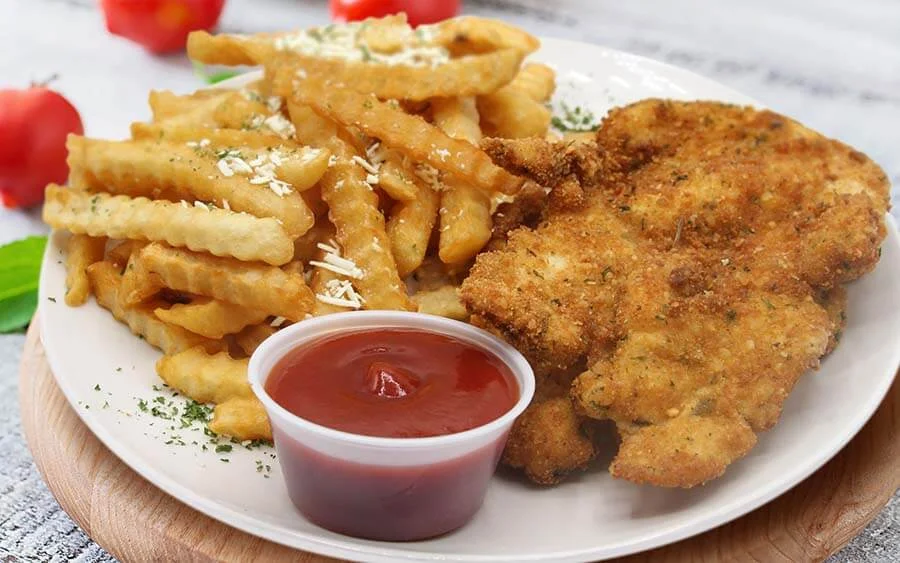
[187,30,278,65]
[155,297,269,340]
[286,101,413,311]
[126,244,315,320]
[234,323,278,356]
[87,262,216,354]
[357,13,416,52]
[43,186,294,266]
[65,234,107,306]
[286,79,523,195]
[477,87,552,139]
[412,285,468,321]
[318,164,412,310]
[431,97,493,264]
[386,178,439,277]
[310,266,352,316]
[271,48,524,101]
[429,17,540,55]
[511,63,556,102]
[105,240,148,268]
[437,185,492,264]
[156,346,253,404]
[131,125,331,194]
[293,220,335,262]
[210,397,272,441]
[378,154,419,202]
[149,89,230,124]
[65,136,316,236]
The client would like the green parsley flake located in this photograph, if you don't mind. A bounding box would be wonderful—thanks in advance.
[551,102,600,133]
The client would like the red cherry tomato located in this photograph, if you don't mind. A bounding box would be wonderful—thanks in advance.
[330,0,460,27]
[101,0,226,54]
[0,87,83,209]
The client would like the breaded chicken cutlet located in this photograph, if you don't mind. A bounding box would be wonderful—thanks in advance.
[463,99,889,487]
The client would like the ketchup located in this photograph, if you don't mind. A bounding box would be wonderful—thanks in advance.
[266,329,519,438]
[264,328,521,540]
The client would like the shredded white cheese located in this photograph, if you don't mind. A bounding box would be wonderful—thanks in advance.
[216,147,317,197]
[270,316,287,327]
[310,242,364,279]
[186,138,211,149]
[315,279,365,309]
[263,113,296,139]
[414,163,442,189]
[273,21,450,68]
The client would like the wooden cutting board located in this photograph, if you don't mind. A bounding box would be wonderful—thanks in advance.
[18,318,900,562]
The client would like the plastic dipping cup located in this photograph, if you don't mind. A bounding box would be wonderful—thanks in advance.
[248,311,535,541]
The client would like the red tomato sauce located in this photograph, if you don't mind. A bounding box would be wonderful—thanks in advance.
[266,329,519,438]
[275,433,507,540]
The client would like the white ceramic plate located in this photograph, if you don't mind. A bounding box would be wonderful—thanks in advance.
[39,38,900,562]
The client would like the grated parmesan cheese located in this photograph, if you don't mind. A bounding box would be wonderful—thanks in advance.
[315,279,365,309]
[274,21,449,69]
[310,242,364,279]
[270,316,287,327]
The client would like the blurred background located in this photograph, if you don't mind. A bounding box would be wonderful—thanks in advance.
[1,1,898,561]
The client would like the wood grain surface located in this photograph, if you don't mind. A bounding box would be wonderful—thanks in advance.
[19,319,899,563]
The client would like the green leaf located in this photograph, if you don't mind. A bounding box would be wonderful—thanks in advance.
[192,61,241,85]
[0,235,47,333]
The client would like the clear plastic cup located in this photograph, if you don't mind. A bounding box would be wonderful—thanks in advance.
[248,311,535,541]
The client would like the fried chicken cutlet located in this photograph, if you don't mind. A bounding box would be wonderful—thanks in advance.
[462,99,889,487]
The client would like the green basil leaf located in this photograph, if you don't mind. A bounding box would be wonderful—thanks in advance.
[192,61,241,85]
[0,235,48,333]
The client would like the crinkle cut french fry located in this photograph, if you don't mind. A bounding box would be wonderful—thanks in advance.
[149,89,230,123]
[65,136,315,236]
[129,126,332,194]
[210,397,272,441]
[437,184,493,264]
[310,265,351,316]
[293,219,335,262]
[316,153,413,311]
[156,346,253,404]
[105,240,148,268]
[510,63,556,102]
[429,16,540,55]
[386,177,439,277]
[234,323,278,356]
[378,153,419,203]
[87,262,216,354]
[65,234,107,306]
[286,100,413,311]
[120,252,164,306]
[285,76,523,195]
[272,48,524,101]
[431,97,493,264]
[323,164,413,310]
[155,297,269,340]
[187,30,280,66]
[43,186,294,266]
[477,84,551,139]
[128,244,315,320]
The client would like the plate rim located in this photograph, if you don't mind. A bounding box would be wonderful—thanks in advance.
[37,36,900,562]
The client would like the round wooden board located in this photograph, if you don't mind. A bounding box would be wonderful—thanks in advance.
[19,319,900,563]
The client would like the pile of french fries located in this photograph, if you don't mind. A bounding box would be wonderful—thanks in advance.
[44,15,555,441]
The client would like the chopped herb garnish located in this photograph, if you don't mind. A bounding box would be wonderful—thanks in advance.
[215,444,233,453]
[93,384,101,391]
[551,102,600,133]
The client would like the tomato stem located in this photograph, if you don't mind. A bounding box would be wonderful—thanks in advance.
[31,73,60,88]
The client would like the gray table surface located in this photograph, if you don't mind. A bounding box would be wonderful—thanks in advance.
[1,0,898,560]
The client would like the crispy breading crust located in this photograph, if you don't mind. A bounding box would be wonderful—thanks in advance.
[464,99,889,487]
